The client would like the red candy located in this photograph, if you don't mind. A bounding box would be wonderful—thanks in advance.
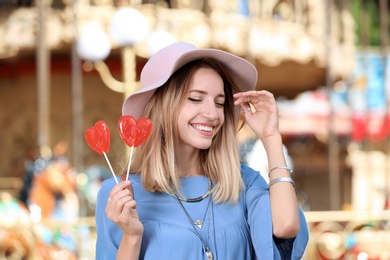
[118,116,153,147]
[133,117,153,147]
[85,120,111,155]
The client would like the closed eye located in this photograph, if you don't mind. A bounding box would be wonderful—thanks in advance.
[188,97,224,108]
[188,97,201,103]
[215,102,224,107]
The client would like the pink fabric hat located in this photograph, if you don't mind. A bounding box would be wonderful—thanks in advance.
[122,42,258,118]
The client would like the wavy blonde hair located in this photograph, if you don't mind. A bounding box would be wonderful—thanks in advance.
[130,58,244,204]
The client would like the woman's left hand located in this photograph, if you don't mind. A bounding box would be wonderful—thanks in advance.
[233,90,280,141]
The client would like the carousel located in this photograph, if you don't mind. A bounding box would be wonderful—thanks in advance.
[1,0,389,259]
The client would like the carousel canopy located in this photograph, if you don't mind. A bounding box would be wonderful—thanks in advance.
[0,0,355,95]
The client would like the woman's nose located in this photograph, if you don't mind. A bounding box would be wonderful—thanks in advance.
[201,102,218,120]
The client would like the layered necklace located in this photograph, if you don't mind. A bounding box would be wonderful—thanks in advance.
[169,178,215,260]
[169,179,213,203]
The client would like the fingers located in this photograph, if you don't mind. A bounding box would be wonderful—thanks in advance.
[234,90,274,105]
[106,180,136,216]
[110,180,132,197]
[107,195,138,223]
[104,180,143,237]
[234,90,276,114]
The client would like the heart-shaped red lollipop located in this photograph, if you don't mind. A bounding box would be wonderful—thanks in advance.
[118,116,137,147]
[134,118,153,147]
[85,120,110,155]
[118,116,153,147]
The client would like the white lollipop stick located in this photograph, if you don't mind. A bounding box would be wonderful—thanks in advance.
[126,146,134,181]
[103,152,118,184]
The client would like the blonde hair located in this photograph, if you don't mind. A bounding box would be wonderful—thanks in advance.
[130,58,244,204]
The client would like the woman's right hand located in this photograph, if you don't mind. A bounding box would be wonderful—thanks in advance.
[105,180,144,237]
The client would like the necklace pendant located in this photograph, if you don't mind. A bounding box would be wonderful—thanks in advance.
[194,219,204,229]
[206,248,213,260]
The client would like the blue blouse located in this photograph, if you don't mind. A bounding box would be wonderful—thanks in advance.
[95,165,308,259]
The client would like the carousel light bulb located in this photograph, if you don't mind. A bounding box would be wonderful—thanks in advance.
[109,7,148,47]
[77,22,111,61]
[147,30,177,56]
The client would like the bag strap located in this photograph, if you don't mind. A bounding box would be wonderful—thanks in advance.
[118,174,135,199]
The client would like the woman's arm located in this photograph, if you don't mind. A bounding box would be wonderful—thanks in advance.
[106,180,144,259]
[234,90,299,238]
[96,178,144,259]
[116,233,143,260]
[262,134,299,238]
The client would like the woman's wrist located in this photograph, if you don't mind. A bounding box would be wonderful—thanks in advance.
[122,232,143,246]
[268,166,293,178]
[117,233,143,260]
[260,133,283,151]
[259,134,293,179]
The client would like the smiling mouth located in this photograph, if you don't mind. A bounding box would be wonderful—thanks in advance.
[192,124,213,132]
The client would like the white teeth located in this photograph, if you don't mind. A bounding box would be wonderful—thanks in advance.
[194,125,213,132]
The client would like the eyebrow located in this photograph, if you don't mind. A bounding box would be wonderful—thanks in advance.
[189,89,225,98]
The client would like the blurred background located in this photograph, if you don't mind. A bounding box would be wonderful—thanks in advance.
[0,0,390,259]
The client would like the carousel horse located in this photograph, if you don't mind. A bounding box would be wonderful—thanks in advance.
[0,192,39,259]
[15,142,79,259]
[19,142,79,222]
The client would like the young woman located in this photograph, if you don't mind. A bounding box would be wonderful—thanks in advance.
[95,42,308,259]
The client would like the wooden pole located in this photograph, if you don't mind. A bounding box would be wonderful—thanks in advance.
[71,0,83,172]
[326,0,340,211]
[36,0,50,154]
[379,0,390,209]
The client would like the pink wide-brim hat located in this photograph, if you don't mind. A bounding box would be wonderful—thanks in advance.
[122,42,258,119]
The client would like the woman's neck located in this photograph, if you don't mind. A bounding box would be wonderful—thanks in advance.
[177,161,203,177]
[175,148,203,177]
[179,170,204,177]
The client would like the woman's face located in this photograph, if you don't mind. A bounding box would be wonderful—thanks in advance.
[177,67,225,152]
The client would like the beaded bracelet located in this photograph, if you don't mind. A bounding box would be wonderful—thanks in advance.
[268,165,293,177]
[268,177,295,188]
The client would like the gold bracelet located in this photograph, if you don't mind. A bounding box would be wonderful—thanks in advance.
[268,177,295,188]
[268,166,293,177]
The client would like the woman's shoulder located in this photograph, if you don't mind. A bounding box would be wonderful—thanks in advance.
[240,164,268,189]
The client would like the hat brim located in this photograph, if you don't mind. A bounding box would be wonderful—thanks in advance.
[122,43,258,119]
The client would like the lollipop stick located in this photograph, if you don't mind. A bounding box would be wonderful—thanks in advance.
[126,146,134,181]
[103,152,118,184]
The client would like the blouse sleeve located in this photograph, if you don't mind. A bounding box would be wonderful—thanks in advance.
[242,164,309,260]
[95,178,123,259]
